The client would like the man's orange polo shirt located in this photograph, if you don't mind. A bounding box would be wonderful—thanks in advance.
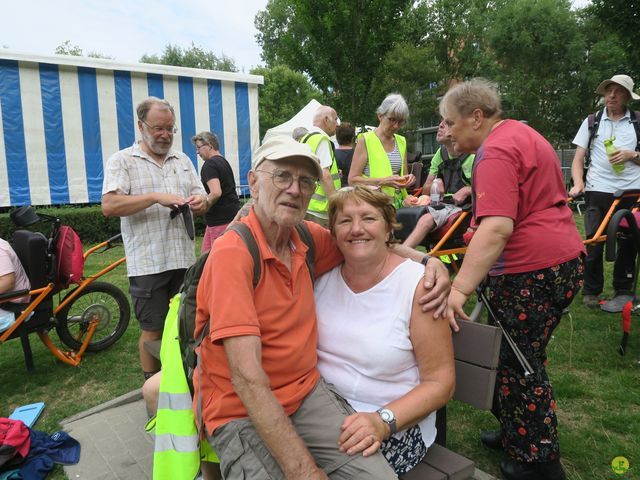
[194,209,343,434]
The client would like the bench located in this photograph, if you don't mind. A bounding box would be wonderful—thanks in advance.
[402,318,502,480]
[144,318,502,480]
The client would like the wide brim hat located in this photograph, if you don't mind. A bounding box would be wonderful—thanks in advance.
[595,74,640,100]
[253,136,323,179]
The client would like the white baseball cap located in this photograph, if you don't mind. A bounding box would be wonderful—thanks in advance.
[253,136,322,179]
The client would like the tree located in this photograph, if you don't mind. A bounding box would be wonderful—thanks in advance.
[255,0,413,124]
[250,65,323,139]
[54,40,113,59]
[589,0,640,78]
[140,43,237,72]
[487,0,587,144]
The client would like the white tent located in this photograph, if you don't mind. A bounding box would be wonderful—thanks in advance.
[262,99,323,143]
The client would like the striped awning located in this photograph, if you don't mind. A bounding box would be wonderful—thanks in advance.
[0,51,262,207]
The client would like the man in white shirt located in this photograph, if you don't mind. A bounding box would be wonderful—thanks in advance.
[569,74,640,311]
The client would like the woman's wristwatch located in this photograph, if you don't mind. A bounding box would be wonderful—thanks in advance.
[376,408,397,435]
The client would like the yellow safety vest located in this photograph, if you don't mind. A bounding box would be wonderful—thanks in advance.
[362,131,407,208]
[151,294,218,480]
[301,132,341,213]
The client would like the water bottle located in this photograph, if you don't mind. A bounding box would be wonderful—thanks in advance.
[430,179,441,206]
[604,137,624,175]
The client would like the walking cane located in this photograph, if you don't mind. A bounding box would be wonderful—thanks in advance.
[476,287,534,378]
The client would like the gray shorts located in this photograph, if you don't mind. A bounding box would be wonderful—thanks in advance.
[208,378,397,480]
[427,204,461,230]
[128,269,186,331]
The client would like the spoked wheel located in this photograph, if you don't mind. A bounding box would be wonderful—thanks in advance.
[56,281,130,352]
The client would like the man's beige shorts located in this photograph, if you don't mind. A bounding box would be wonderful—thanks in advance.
[208,378,397,479]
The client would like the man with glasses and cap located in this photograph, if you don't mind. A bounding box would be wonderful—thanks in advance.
[569,75,640,312]
[102,96,208,382]
[193,135,451,479]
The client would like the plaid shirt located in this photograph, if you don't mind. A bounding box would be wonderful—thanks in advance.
[102,143,206,277]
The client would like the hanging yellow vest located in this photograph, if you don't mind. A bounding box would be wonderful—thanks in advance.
[362,131,407,209]
[150,294,218,480]
[301,132,341,213]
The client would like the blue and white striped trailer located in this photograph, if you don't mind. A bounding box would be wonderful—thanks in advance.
[0,51,263,207]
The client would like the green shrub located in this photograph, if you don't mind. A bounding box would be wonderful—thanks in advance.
[0,205,207,245]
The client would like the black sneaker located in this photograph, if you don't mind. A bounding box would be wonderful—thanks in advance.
[500,458,566,480]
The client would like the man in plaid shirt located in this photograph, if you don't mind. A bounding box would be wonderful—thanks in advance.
[102,97,209,381]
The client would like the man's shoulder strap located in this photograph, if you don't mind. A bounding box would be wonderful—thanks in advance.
[300,131,322,144]
[227,222,316,287]
[295,222,315,282]
[440,147,449,162]
[631,111,640,152]
[586,109,605,164]
[227,223,261,287]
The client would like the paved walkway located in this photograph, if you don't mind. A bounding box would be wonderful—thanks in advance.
[61,391,498,480]
[61,390,152,480]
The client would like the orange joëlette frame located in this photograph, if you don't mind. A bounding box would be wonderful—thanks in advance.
[426,192,640,260]
[0,236,126,367]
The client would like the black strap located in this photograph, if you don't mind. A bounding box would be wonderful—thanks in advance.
[295,223,315,283]
[300,131,322,144]
[585,110,603,168]
[228,222,316,287]
[631,110,640,153]
[228,223,261,287]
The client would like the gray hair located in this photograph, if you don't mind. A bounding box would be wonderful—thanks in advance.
[292,127,309,141]
[192,131,220,150]
[439,78,502,119]
[376,93,409,121]
[136,97,175,122]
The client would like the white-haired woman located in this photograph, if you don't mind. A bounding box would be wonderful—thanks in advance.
[348,94,415,208]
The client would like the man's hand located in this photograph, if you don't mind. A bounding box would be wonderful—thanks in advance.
[446,287,470,333]
[155,193,187,210]
[568,182,584,198]
[418,257,450,318]
[610,149,637,165]
[338,413,386,457]
[186,194,209,216]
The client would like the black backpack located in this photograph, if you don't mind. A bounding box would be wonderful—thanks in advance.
[437,147,472,194]
[178,222,316,394]
[585,109,640,169]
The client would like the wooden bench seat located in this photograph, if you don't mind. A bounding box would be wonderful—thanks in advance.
[403,318,502,480]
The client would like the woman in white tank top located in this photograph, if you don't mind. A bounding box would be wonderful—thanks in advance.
[315,186,455,476]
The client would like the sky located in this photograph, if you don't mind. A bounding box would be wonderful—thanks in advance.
[2,0,591,72]
[2,0,269,72]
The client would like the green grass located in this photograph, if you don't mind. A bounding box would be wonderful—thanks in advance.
[2,221,640,479]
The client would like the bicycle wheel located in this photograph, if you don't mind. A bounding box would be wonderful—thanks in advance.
[56,281,130,352]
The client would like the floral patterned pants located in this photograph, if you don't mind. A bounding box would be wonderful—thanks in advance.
[486,256,584,462]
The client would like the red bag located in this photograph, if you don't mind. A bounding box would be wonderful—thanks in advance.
[0,418,31,468]
[55,226,85,288]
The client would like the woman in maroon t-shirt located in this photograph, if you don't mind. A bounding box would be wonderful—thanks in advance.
[441,79,585,480]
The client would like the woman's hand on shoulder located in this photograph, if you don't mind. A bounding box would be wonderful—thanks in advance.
[338,412,387,456]
[418,257,450,318]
